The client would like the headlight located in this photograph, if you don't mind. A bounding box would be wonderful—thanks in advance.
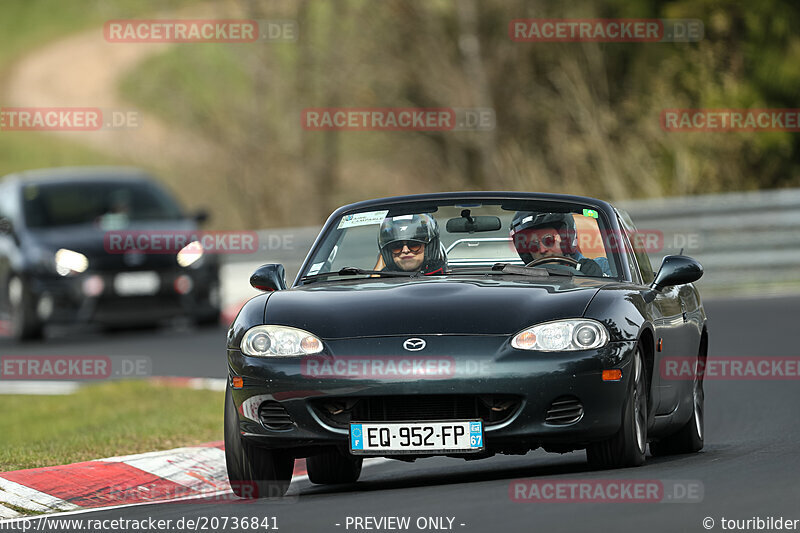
[55,248,89,276]
[511,319,609,351]
[241,325,323,356]
[177,241,203,267]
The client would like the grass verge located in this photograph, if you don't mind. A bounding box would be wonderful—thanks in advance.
[0,380,223,472]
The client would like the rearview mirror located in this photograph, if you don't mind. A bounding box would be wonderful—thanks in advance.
[650,255,703,291]
[446,215,502,233]
[250,264,287,291]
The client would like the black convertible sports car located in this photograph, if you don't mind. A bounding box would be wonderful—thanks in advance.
[225,192,707,497]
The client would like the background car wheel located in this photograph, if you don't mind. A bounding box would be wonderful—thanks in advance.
[307,449,363,485]
[224,386,295,498]
[8,276,43,341]
[650,354,704,456]
[587,346,648,468]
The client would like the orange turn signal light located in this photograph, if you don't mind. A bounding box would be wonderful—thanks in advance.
[232,376,244,389]
[602,369,623,381]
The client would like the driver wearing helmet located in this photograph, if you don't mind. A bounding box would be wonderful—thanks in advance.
[375,214,447,274]
[509,212,611,277]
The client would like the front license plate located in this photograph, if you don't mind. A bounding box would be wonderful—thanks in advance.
[350,420,484,455]
[113,272,160,296]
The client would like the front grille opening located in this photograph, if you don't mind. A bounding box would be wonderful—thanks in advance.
[311,395,521,428]
[259,401,294,430]
[545,396,584,425]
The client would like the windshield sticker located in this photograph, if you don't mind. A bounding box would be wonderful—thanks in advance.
[582,209,599,219]
[307,262,324,276]
[337,210,389,229]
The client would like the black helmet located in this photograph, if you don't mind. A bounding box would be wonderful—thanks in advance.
[378,214,445,273]
[509,211,578,263]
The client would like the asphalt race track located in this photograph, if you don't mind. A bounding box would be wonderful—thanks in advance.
[8,294,800,533]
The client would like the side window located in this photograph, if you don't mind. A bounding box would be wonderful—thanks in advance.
[615,209,655,285]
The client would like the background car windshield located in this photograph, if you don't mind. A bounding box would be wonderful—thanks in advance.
[304,202,620,278]
[22,181,184,228]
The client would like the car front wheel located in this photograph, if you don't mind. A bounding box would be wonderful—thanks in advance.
[650,352,704,456]
[307,449,363,485]
[224,386,294,498]
[8,276,43,341]
[587,346,648,468]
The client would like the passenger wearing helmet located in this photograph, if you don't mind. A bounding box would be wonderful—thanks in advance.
[375,214,447,274]
[509,212,611,277]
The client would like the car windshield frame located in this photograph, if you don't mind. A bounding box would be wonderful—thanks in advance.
[294,193,630,286]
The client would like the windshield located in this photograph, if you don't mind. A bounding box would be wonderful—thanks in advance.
[22,180,184,229]
[300,200,623,282]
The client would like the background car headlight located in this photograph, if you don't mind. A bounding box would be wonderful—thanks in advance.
[177,241,203,267]
[54,248,89,276]
[511,319,609,351]
[241,325,323,356]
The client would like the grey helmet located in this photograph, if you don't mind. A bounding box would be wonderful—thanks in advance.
[509,212,578,264]
[378,214,445,273]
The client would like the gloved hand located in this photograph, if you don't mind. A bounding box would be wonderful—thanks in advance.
[577,258,604,277]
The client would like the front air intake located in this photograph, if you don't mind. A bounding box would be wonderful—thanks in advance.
[258,401,294,430]
[545,397,584,425]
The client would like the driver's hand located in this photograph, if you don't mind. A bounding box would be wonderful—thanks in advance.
[577,258,603,277]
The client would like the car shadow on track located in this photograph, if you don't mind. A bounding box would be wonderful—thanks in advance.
[294,449,717,497]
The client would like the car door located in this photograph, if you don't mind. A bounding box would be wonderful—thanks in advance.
[615,209,686,415]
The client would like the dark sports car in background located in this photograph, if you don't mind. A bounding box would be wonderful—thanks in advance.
[0,167,220,340]
[225,192,707,498]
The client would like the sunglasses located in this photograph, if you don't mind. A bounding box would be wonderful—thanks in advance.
[389,241,424,254]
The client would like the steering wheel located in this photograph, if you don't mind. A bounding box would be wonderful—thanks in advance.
[526,256,580,268]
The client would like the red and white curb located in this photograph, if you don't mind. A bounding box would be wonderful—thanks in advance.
[0,442,313,519]
[0,443,387,519]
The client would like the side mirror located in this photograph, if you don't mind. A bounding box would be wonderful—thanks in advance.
[650,255,703,292]
[250,264,287,292]
[0,217,13,236]
[193,209,210,225]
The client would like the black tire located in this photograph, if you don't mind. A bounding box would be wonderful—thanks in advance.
[307,449,363,485]
[8,276,43,341]
[650,354,704,456]
[224,386,294,498]
[587,346,648,468]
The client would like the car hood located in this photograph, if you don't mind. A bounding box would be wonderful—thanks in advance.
[264,276,608,338]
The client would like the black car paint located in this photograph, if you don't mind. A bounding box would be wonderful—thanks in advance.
[226,192,707,458]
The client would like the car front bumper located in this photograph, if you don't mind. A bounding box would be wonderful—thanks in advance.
[228,336,638,455]
[25,265,219,326]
